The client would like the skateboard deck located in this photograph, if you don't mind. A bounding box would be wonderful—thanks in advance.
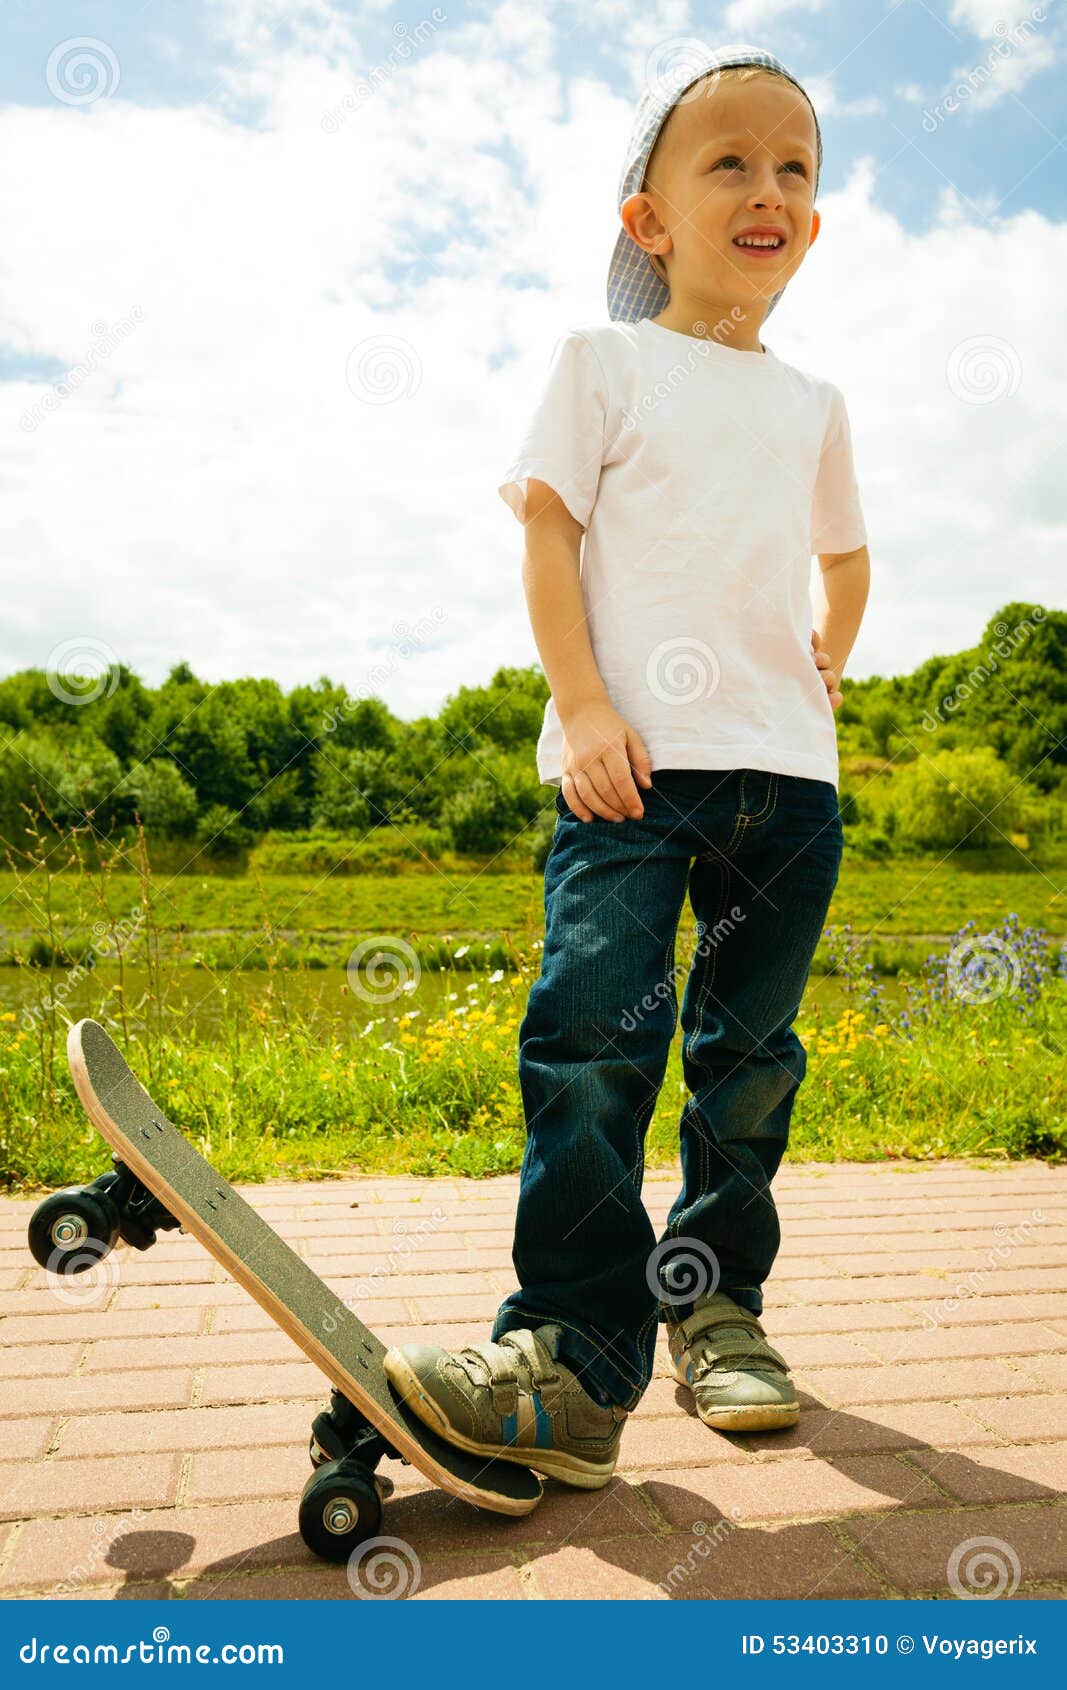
[63,1018,542,1521]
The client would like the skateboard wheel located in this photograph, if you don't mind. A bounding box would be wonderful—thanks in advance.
[298,1457,383,1563]
[308,1434,331,1469]
[27,1187,121,1275]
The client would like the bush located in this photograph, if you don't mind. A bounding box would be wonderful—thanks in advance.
[196,804,253,859]
[529,805,558,872]
[249,825,450,875]
[844,824,893,860]
[885,748,1020,850]
[117,759,199,835]
[310,748,373,833]
[438,751,544,855]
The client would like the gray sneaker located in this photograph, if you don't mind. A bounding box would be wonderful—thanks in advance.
[667,1291,799,1432]
[383,1323,628,1489]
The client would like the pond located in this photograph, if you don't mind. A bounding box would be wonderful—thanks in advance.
[0,959,912,1042]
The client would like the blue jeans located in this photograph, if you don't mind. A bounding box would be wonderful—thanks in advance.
[490,767,844,1410]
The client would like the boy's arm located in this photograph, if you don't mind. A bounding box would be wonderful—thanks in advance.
[520,477,652,821]
[811,544,870,708]
[520,478,608,723]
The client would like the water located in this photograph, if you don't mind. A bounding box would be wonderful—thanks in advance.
[0,960,909,1041]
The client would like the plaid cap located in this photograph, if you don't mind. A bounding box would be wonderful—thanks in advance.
[606,42,822,325]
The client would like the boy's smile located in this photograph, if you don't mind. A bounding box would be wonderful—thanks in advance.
[621,72,821,343]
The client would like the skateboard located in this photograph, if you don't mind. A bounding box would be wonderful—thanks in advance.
[27,1018,542,1562]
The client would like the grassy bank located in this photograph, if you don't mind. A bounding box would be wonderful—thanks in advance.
[1,824,1064,1190]
[3,915,1064,1192]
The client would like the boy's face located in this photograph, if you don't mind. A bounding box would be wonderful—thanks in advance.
[625,72,821,317]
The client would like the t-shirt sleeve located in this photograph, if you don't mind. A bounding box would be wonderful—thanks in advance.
[810,385,867,555]
[498,331,608,528]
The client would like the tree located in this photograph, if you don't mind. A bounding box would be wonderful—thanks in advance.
[438,667,549,754]
[438,749,544,854]
[0,728,123,837]
[885,748,1021,850]
[310,749,373,833]
[117,760,199,835]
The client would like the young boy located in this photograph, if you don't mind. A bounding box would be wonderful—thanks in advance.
[383,42,870,1489]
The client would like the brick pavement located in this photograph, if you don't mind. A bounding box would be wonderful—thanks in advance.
[0,1160,1065,1600]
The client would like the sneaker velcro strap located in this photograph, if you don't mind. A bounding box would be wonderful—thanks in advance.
[490,1379,519,1415]
[483,1346,520,1416]
[693,1332,789,1373]
[501,1328,560,1399]
[677,1300,762,1349]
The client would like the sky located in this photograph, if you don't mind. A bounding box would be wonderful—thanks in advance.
[0,0,1064,721]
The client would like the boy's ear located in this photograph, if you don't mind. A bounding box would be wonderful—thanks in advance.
[620,191,670,261]
[807,208,821,249]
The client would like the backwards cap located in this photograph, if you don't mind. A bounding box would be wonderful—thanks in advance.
[606,42,822,324]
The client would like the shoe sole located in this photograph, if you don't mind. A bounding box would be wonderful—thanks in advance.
[385,1352,620,1490]
[673,1359,799,1432]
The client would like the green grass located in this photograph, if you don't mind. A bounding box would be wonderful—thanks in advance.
[1,859,1064,972]
[1,820,1065,1189]
[4,926,1065,1192]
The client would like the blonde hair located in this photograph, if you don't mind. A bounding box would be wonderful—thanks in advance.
[644,65,814,290]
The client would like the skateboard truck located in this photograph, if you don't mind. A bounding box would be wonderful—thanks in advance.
[310,1386,405,1471]
[303,1389,405,1559]
[27,1157,181,1273]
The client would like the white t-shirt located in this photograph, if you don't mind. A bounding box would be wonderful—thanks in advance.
[498,318,867,791]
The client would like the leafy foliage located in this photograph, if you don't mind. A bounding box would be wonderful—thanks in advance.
[0,606,1064,861]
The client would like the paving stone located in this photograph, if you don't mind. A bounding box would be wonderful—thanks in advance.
[838,1502,1067,1597]
[951,1393,1067,1443]
[83,1331,297,1373]
[0,1498,311,1591]
[857,1323,1067,1364]
[0,1453,180,1522]
[641,1454,942,1527]
[0,1309,203,1345]
[796,1357,1034,1407]
[1009,1353,1067,1391]
[0,1420,56,1461]
[532,1522,885,1600]
[0,1343,81,1379]
[56,1401,324,1460]
[905,1441,1067,1505]
[733,1399,1010,1456]
[0,1371,192,1419]
[175,1554,526,1600]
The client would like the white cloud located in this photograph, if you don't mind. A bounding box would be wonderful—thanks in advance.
[723,0,830,30]
[0,6,1062,719]
[802,76,886,118]
[945,0,1060,107]
[777,156,1066,678]
[950,0,1045,32]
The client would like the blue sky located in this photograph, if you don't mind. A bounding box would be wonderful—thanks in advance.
[2,1,1061,232]
[0,0,1064,714]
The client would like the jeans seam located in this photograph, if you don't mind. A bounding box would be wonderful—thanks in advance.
[734,769,778,833]
[671,851,733,1245]
[748,770,778,824]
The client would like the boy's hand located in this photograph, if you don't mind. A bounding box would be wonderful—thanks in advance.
[810,629,843,711]
[559,701,653,822]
